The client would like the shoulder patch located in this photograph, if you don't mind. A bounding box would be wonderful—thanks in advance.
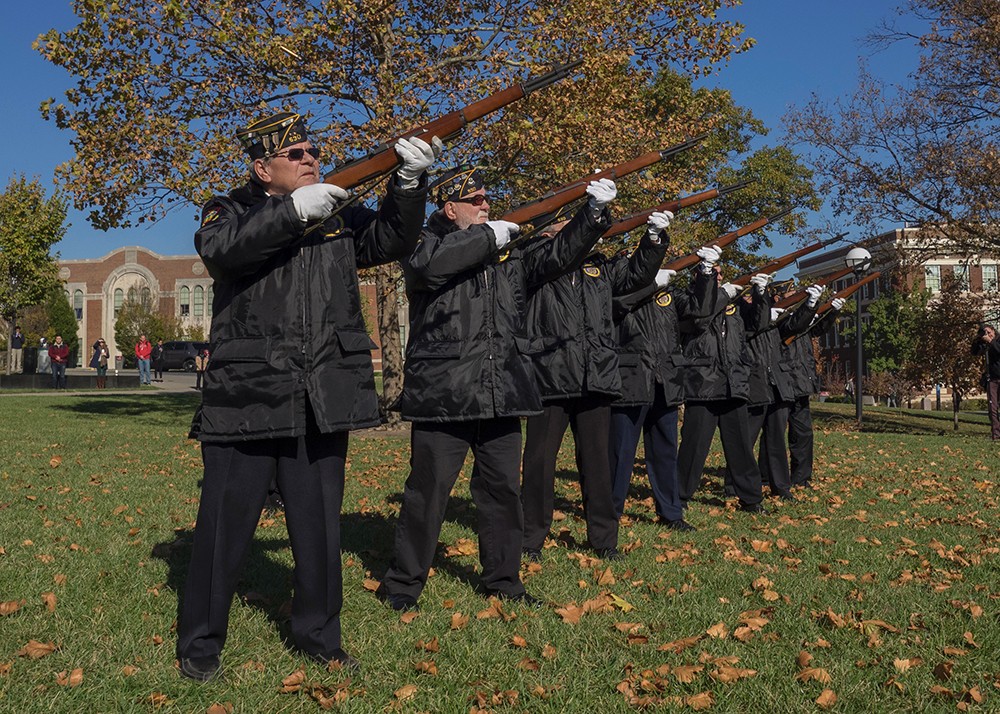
[201,207,221,226]
[656,292,673,307]
[324,215,346,239]
[725,304,737,316]
[583,265,601,278]
[497,248,511,263]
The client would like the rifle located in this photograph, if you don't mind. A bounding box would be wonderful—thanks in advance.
[322,60,583,191]
[600,180,753,240]
[729,231,849,287]
[660,207,794,273]
[783,271,882,345]
[501,133,709,244]
[771,265,856,310]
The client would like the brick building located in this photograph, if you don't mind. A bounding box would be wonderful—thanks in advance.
[58,246,390,367]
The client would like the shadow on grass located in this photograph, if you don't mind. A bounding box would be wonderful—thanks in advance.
[813,406,989,436]
[62,394,200,426]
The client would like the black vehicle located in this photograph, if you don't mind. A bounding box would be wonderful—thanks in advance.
[161,341,210,372]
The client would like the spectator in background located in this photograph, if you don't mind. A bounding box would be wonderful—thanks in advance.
[90,338,110,389]
[49,335,69,389]
[194,348,209,391]
[37,337,50,374]
[152,338,166,382]
[10,326,25,374]
[972,324,1000,441]
[135,334,152,386]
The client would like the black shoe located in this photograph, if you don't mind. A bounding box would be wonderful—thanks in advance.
[179,655,222,682]
[483,590,544,608]
[307,648,360,672]
[262,493,285,515]
[376,584,419,612]
[772,490,794,500]
[595,547,623,561]
[664,518,697,532]
[522,547,542,562]
[738,502,768,514]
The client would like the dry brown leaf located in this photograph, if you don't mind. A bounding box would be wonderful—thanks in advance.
[761,590,781,602]
[0,601,21,616]
[963,687,983,704]
[963,631,978,647]
[673,665,704,683]
[450,612,469,630]
[206,704,234,714]
[517,657,540,671]
[596,567,616,585]
[711,666,756,683]
[733,626,755,642]
[816,689,837,709]
[280,667,306,693]
[928,685,953,697]
[400,611,419,624]
[0,662,10,677]
[554,603,584,624]
[685,691,714,710]
[415,637,439,653]
[122,665,139,676]
[932,661,953,681]
[615,622,643,634]
[55,668,83,687]
[15,640,57,659]
[706,622,729,639]
[796,668,832,684]
[394,684,418,701]
[42,592,57,613]
[541,644,557,659]
[511,635,528,648]
[658,635,703,653]
[627,634,649,645]
[444,538,477,557]
[50,456,62,468]
[797,651,813,669]
[148,692,171,709]
[361,578,380,592]
[414,660,437,676]
[942,647,967,658]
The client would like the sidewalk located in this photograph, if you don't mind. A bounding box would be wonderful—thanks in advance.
[0,368,202,396]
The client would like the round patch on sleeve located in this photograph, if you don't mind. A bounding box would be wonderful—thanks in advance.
[583,265,601,278]
[656,292,673,307]
[725,304,737,316]
[323,215,346,239]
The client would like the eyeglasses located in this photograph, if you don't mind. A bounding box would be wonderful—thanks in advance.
[452,194,488,206]
[269,147,320,162]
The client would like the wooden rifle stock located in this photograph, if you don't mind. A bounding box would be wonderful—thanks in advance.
[501,133,708,226]
[661,207,792,273]
[784,271,882,345]
[772,265,855,310]
[322,60,583,190]
[730,230,846,287]
[601,180,752,240]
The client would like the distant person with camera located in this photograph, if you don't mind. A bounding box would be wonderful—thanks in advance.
[972,324,1000,441]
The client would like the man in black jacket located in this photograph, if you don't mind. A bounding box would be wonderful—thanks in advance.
[379,167,616,609]
[972,323,1000,440]
[520,209,668,561]
[176,111,438,681]
[608,249,717,531]
[675,269,770,513]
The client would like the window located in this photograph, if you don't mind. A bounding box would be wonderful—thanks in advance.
[925,265,941,293]
[207,286,213,317]
[73,290,84,320]
[983,264,998,292]
[954,264,970,291]
[180,286,190,317]
[114,288,124,317]
[141,286,152,303]
[194,285,204,317]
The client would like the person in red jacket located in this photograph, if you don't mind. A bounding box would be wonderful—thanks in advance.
[135,334,152,385]
[48,335,70,389]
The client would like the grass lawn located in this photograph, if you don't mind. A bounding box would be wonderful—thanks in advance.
[0,397,997,712]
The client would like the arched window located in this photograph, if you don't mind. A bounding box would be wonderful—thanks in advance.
[141,286,152,303]
[73,290,84,320]
[207,286,213,317]
[194,285,204,317]
[180,286,190,316]
[114,288,124,317]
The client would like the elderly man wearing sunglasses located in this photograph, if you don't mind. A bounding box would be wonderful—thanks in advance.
[176,110,439,682]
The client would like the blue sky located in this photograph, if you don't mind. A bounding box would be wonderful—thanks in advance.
[0,1,924,261]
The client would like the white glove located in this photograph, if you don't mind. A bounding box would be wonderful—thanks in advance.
[586,178,617,209]
[697,245,722,274]
[722,282,740,299]
[647,210,673,235]
[831,297,846,311]
[750,273,773,294]
[486,220,519,250]
[770,307,785,321]
[290,183,350,223]
[394,136,443,189]
[655,269,677,288]
[805,284,824,307]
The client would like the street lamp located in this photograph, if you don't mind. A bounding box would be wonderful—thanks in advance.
[844,246,872,427]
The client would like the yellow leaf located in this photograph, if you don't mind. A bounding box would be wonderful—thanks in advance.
[608,593,634,612]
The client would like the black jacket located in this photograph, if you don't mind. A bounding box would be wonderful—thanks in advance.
[612,269,713,407]
[526,232,667,401]
[189,177,426,441]
[399,206,609,422]
[972,334,1000,380]
[777,303,823,399]
[743,295,816,407]
[681,283,765,403]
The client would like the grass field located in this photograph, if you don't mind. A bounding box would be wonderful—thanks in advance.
[0,396,996,713]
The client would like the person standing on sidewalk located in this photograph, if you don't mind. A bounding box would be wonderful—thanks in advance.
[194,348,209,390]
[9,326,25,374]
[135,334,152,385]
[972,324,1000,441]
[48,335,69,389]
[152,338,166,382]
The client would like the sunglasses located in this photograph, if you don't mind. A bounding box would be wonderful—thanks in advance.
[269,147,320,162]
[452,194,488,206]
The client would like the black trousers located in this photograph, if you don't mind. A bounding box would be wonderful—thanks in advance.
[748,393,792,495]
[521,397,619,552]
[609,385,682,521]
[196,371,205,390]
[787,395,814,486]
[382,418,525,600]
[676,399,762,506]
[176,428,348,661]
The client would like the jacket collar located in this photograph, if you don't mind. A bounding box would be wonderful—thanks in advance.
[229,177,270,207]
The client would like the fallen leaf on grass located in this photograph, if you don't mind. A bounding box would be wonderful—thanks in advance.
[711,666,756,683]
[796,668,832,684]
[0,600,22,616]
[894,657,922,673]
[932,661,953,681]
[542,644,557,659]
[517,657,540,671]
[444,538,477,557]
[414,660,437,675]
[50,456,62,468]
[450,612,469,630]
[415,637,439,653]
[608,594,634,612]
[942,647,966,657]
[15,640,58,659]
[596,567,616,585]
[554,603,584,624]
[685,692,714,710]
[816,689,837,709]
[928,685,953,697]
[797,651,813,668]
[0,662,10,677]
[121,665,138,676]
[400,611,419,624]
[148,692,171,709]
[361,579,380,592]
[477,598,514,621]
[672,665,704,683]
[280,667,306,693]
[206,704,234,714]
[394,684,417,701]
[510,635,527,648]
[42,592,56,612]
[706,622,728,639]
[55,668,83,687]
[658,635,703,654]
[615,622,643,634]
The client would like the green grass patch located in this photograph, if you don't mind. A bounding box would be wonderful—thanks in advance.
[0,396,997,712]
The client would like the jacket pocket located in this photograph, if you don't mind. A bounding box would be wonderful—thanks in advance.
[617,352,642,367]
[668,353,687,366]
[513,336,558,355]
[407,340,462,359]
[211,337,270,363]
[337,329,378,354]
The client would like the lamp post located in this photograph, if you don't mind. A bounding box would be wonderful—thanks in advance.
[844,246,872,427]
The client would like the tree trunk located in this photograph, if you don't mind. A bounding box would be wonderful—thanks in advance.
[953,391,960,431]
[375,263,404,426]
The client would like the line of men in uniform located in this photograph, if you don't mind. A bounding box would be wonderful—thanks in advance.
[175,110,845,681]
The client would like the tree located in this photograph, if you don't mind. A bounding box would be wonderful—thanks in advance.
[114,288,184,367]
[0,175,67,372]
[784,1,1000,254]
[909,276,983,430]
[862,287,928,404]
[44,286,80,363]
